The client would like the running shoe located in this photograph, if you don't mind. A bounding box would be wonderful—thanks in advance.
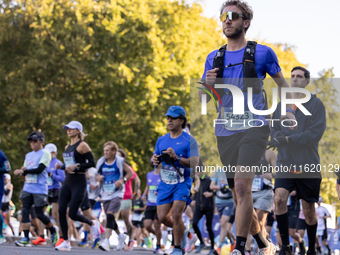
[216,247,221,255]
[171,248,183,255]
[99,239,110,251]
[0,237,6,244]
[91,220,100,239]
[124,240,134,251]
[32,236,46,246]
[307,249,317,255]
[230,249,242,255]
[15,237,31,247]
[278,246,293,255]
[259,242,277,255]
[55,240,72,251]
[92,237,100,249]
[185,233,197,253]
[164,246,174,255]
[154,247,164,254]
[55,238,64,247]
[51,231,59,246]
[117,233,126,250]
[78,239,89,247]
[195,243,206,253]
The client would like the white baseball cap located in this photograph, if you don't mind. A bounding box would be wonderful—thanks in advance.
[4,173,11,181]
[63,121,83,132]
[45,143,57,153]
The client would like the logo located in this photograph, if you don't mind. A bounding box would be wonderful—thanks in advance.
[148,179,151,182]
[198,82,311,116]
[176,142,182,145]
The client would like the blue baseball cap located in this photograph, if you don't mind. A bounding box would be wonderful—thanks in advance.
[164,106,186,118]
[63,121,83,132]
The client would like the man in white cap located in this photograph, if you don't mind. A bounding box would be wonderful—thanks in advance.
[45,143,64,238]
[315,196,331,255]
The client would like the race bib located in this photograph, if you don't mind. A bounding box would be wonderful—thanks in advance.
[63,152,76,168]
[287,196,291,206]
[223,107,254,131]
[26,174,37,183]
[47,176,53,186]
[148,185,158,203]
[4,161,11,172]
[252,176,263,192]
[160,165,178,185]
[132,213,143,221]
[103,180,116,194]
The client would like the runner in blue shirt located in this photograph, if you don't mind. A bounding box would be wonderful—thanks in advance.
[142,164,162,253]
[44,143,64,239]
[13,131,58,247]
[197,1,297,255]
[0,145,11,244]
[151,106,200,255]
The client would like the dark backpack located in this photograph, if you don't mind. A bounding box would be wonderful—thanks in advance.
[212,41,265,101]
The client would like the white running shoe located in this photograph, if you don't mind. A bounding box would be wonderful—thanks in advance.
[99,239,110,251]
[91,220,100,239]
[117,233,126,251]
[55,240,72,251]
[230,249,242,255]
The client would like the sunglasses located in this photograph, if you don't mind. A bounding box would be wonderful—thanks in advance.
[166,116,179,120]
[220,11,244,22]
[29,139,39,143]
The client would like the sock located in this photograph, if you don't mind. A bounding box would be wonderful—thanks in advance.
[84,231,88,241]
[306,223,317,251]
[40,234,44,239]
[253,232,268,249]
[162,230,168,246]
[49,226,56,235]
[174,245,181,250]
[24,230,29,241]
[326,245,331,254]
[276,213,290,246]
[157,244,161,249]
[235,236,247,255]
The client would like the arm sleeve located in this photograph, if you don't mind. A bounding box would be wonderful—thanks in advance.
[289,101,326,146]
[23,163,47,175]
[52,165,66,182]
[4,189,11,195]
[78,151,96,172]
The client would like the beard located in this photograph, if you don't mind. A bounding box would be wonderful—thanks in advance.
[223,22,244,38]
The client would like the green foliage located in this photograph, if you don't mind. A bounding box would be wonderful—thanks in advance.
[0,0,224,206]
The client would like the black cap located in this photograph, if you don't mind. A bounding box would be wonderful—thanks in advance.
[27,131,45,141]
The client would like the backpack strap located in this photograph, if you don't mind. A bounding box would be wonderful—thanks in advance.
[242,41,264,94]
[212,45,228,102]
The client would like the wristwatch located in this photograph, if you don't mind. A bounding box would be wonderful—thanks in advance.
[175,155,181,162]
[76,163,81,170]
[123,177,127,184]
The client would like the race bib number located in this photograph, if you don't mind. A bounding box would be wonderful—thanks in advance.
[148,185,158,203]
[47,176,53,186]
[63,152,76,168]
[252,176,263,192]
[26,174,37,183]
[223,107,254,131]
[4,161,11,172]
[103,180,116,194]
[132,213,143,221]
[160,165,178,185]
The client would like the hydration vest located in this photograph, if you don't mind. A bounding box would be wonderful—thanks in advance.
[212,41,266,101]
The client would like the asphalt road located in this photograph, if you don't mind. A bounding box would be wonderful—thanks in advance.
[0,243,155,255]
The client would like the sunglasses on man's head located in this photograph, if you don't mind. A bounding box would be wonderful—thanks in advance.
[220,11,244,22]
[29,139,39,143]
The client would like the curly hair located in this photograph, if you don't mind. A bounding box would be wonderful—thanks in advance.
[220,0,253,32]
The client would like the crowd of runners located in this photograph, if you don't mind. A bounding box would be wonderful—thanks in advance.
[0,0,338,255]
